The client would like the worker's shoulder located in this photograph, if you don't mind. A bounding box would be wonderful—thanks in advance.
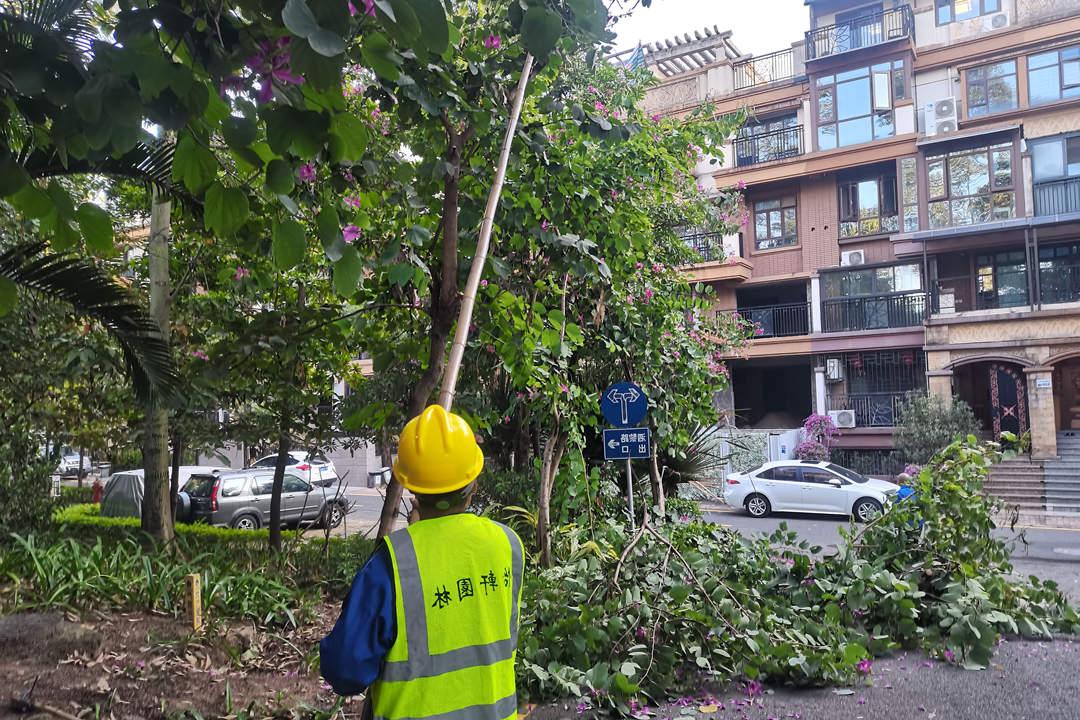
[476,515,524,549]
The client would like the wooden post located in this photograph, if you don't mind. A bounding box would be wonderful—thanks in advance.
[186,573,203,631]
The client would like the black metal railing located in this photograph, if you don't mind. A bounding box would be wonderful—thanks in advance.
[829,448,906,476]
[806,5,914,60]
[832,392,911,427]
[734,126,804,167]
[733,48,796,90]
[1035,178,1080,216]
[735,302,810,338]
[822,291,925,333]
[682,230,729,263]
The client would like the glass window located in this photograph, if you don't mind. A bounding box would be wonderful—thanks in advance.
[801,469,840,485]
[1039,241,1080,305]
[937,0,1003,24]
[816,62,901,150]
[975,250,1029,309]
[823,264,922,298]
[754,196,798,250]
[838,170,899,238]
[735,114,801,166]
[183,474,217,497]
[1028,45,1080,106]
[900,157,919,232]
[966,60,1018,118]
[926,142,1014,228]
[253,475,276,495]
[282,475,310,493]
[1031,134,1080,182]
[759,466,801,481]
[219,476,248,497]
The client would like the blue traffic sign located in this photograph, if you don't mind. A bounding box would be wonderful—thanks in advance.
[603,427,651,461]
[601,382,648,427]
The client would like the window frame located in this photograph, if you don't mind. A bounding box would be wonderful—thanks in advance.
[975,249,1029,310]
[837,169,899,239]
[925,141,1016,229]
[822,262,923,299]
[799,468,845,485]
[1027,44,1080,107]
[965,59,1019,118]
[752,195,799,251]
[758,465,801,482]
[1029,133,1080,184]
[814,59,906,151]
[935,0,1002,26]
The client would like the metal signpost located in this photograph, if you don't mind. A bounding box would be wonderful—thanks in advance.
[601,382,650,531]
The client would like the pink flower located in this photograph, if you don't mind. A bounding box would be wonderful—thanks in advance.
[943,649,955,662]
[343,225,361,243]
[594,100,606,112]
[626,295,634,305]
[245,37,304,103]
[635,262,643,269]
[234,266,250,280]
[736,180,747,190]
[341,168,355,182]
[540,219,550,232]
[483,34,501,50]
[345,196,362,208]
[298,163,316,183]
[856,658,873,675]
[745,680,763,698]
[643,288,654,303]
[610,189,617,199]
[191,350,209,361]
[560,384,569,394]
[480,279,488,287]
[588,85,599,94]
[503,415,511,423]
[650,113,661,122]
[755,327,765,336]
[485,345,495,354]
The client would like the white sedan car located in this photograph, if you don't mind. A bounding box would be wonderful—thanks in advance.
[250,451,339,487]
[723,460,900,522]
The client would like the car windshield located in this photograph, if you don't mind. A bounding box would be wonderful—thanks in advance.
[827,463,869,484]
[183,474,218,497]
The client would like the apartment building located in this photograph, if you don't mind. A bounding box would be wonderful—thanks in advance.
[643,0,1080,475]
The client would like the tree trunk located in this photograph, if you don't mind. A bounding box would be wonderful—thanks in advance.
[649,450,665,519]
[77,448,84,487]
[141,192,173,547]
[169,434,182,524]
[268,419,290,553]
[537,431,567,569]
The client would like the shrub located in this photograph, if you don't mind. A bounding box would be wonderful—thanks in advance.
[57,485,95,507]
[794,440,828,462]
[895,395,980,465]
[0,424,55,535]
[802,413,838,443]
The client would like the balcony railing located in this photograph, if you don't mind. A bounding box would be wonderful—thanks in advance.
[733,48,796,91]
[735,302,810,338]
[682,230,729,263]
[832,392,911,428]
[822,291,925,333]
[1035,178,1080,216]
[733,126,804,167]
[806,6,914,60]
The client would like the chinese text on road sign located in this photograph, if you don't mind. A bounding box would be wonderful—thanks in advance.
[603,427,651,460]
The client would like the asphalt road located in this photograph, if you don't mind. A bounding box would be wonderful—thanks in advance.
[706,506,1080,599]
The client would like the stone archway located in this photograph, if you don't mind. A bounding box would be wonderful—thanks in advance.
[1050,355,1080,432]
[951,359,1030,438]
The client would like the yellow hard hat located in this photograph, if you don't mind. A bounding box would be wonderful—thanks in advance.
[393,405,484,494]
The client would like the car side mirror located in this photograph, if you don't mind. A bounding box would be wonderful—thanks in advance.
[828,478,843,487]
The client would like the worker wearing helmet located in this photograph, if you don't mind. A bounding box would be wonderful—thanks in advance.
[320,405,525,720]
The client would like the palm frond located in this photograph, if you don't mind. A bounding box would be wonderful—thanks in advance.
[0,0,97,61]
[0,240,180,404]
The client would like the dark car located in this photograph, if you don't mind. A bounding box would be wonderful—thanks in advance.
[177,469,351,530]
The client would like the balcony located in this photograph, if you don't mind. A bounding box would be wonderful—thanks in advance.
[684,230,727,263]
[733,126,804,168]
[805,6,914,61]
[733,48,796,91]
[736,302,810,338]
[1035,178,1080,216]
[822,291,925,333]
[832,392,909,427]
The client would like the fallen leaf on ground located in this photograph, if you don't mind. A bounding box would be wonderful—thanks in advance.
[698,705,718,714]
[832,688,855,696]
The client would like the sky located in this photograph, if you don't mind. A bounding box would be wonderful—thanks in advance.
[610,0,811,58]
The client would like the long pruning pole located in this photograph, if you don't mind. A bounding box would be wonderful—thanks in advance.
[437,53,535,410]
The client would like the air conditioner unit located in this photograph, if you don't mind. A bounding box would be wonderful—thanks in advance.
[825,357,845,382]
[985,12,1010,30]
[829,409,857,429]
[925,97,958,136]
[840,249,865,267]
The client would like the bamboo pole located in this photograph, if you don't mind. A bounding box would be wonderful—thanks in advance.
[437,54,535,409]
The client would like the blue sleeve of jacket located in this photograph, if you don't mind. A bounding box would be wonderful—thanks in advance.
[319,542,397,696]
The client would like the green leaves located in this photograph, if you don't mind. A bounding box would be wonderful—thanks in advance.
[283,0,346,57]
[222,116,257,150]
[204,183,250,237]
[330,114,370,162]
[265,159,295,195]
[333,249,364,295]
[361,33,403,81]
[172,134,218,193]
[10,184,53,219]
[407,0,450,54]
[317,207,347,261]
[0,278,16,318]
[522,7,562,59]
[272,218,308,270]
[0,153,29,197]
[75,203,113,254]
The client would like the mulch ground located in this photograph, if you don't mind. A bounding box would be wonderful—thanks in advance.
[0,608,362,720]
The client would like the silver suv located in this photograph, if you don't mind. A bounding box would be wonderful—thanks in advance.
[177,469,351,531]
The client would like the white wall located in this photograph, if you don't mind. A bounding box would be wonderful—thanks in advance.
[913,66,958,133]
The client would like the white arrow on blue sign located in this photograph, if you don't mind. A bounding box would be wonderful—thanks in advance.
[600,381,648,428]
[603,427,651,460]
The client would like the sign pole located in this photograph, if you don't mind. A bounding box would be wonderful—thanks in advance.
[625,458,635,532]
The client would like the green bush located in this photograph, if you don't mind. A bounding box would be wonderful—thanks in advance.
[56,503,276,545]
[0,423,55,534]
[895,394,980,465]
[57,485,95,507]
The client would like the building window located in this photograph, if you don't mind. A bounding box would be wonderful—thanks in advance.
[1031,135,1080,182]
[838,170,898,238]
[976,250,1028,309]
[926,142,1014,228]
[900,157,919,232]
[966,60,1018,117]
[753,196,797,250]
[1028,45,1080,107]
[735,114,801,166]
[816,60,905,150]
[823,263,921,298]
[935,0,1001,25]
[1039,242,1080,306]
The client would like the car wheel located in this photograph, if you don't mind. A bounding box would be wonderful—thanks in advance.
[231,514,260,531]
[323,503,345,529]
[853,498,883,523]
[745,494,771,518]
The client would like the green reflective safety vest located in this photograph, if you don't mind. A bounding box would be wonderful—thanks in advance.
[372,513,524,720]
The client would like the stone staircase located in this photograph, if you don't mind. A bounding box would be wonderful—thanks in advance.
[985,457,1046,513]
[985,432,1080,515]
[1044,432,1080,513]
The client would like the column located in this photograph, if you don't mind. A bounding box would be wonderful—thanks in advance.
[814,366,828,416]
[1025,366,1058,459]
[927,369,954,407]
[810,276,823,334]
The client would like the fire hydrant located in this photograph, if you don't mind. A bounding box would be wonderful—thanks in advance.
[92,477,103,504]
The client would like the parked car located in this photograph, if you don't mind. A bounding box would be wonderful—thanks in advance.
[177,469,351,530]
[100,466,230,518]
[723,460,901,521]
[56,452,91,477]
[248,451,339,487]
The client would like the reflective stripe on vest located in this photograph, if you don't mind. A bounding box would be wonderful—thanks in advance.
[373,516,524,720]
